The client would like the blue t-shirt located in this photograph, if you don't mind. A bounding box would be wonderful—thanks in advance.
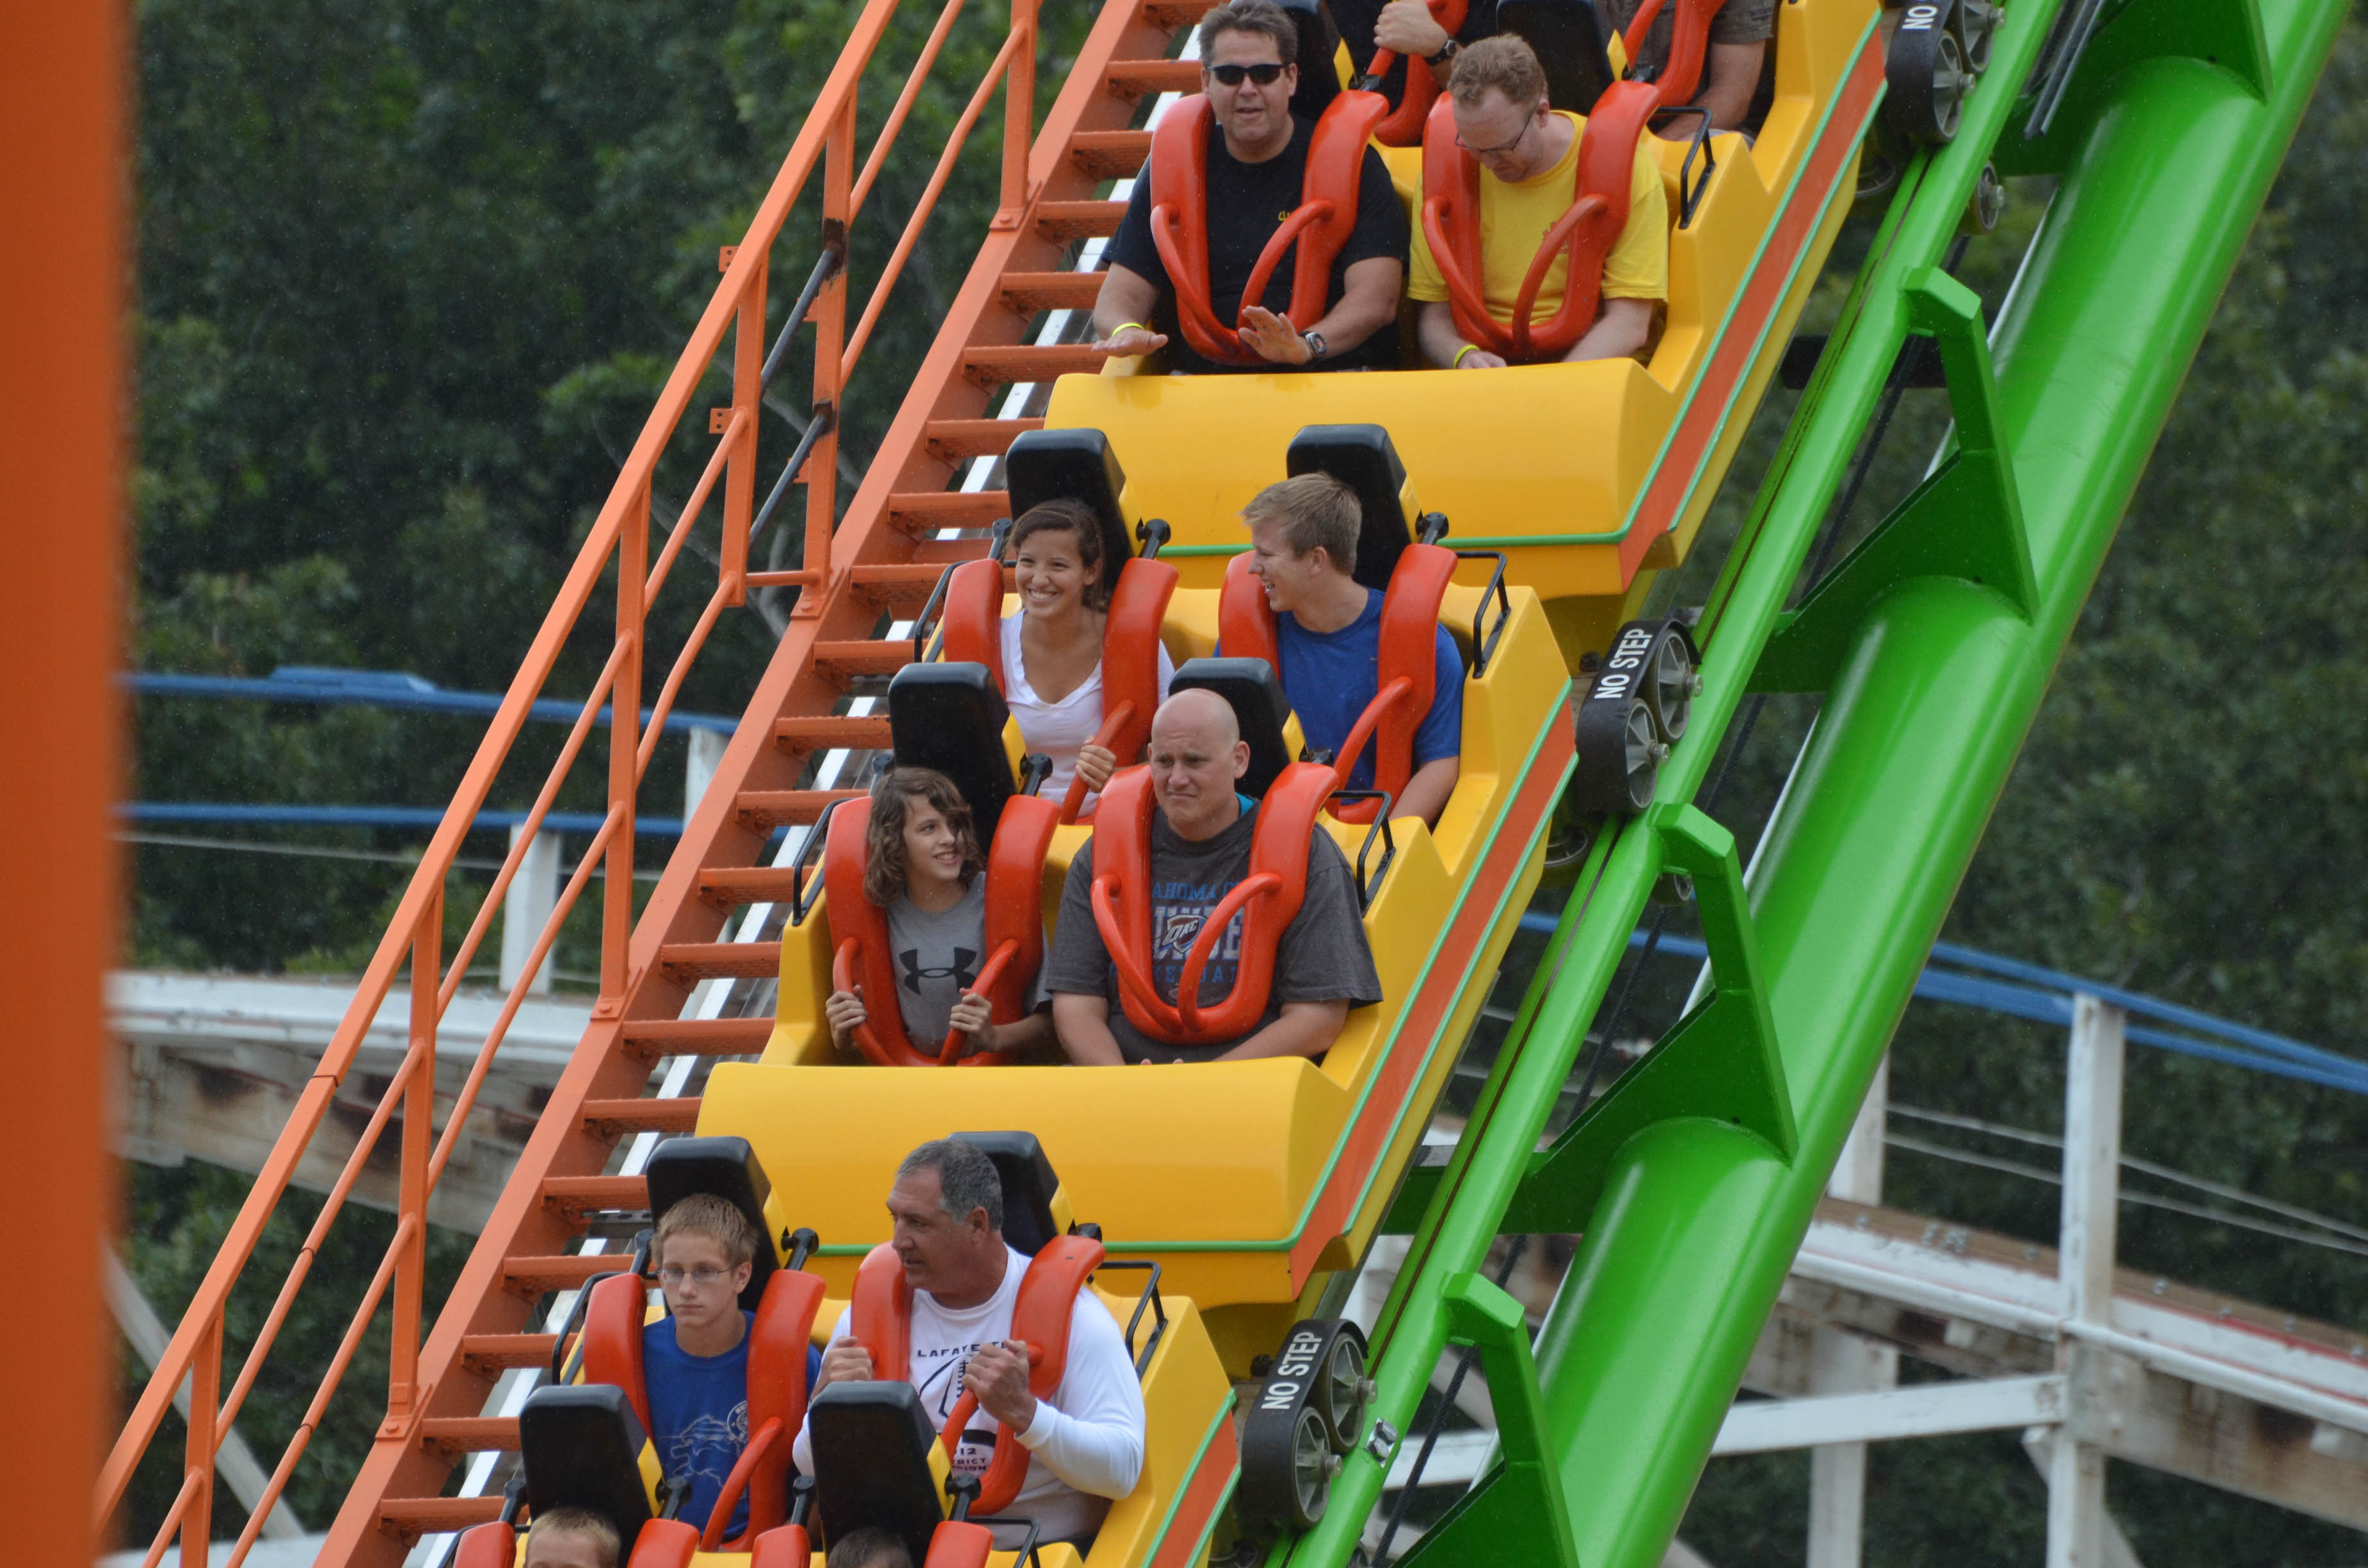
[1269,589,1463,796]
[643,1313,823,1539]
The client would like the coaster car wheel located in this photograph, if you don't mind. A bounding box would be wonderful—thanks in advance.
[1885,1,1969,145]
[1571,618,1695,817]
[1239,1319,1369,1530]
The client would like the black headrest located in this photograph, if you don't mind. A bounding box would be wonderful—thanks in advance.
[1287,425,1414,591]
[1005,427,1133,574]
[1496,0,1618,114]
[809,1382,942,1567]
[949,1131,1064,1257]
[645,1136,777,1311]
[520,1385,654,1549]
[1169,658,1294,799]
[1278,0,1342,122]
[888,663,1016,847]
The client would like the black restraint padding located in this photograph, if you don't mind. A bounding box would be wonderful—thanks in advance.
[520,1385,655,1548]
[949,1130,1065,1257]
[645,1135,777,1309]
[1279,0,1342,122]
[808,1382,944,1568]
[1169,657,1294,800]
[1287,424,1414,591]
[1005,427,1134,570]
[1497,0,1619,115]
[888,663,1016,848]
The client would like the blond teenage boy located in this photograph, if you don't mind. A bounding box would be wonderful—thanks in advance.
[644,1195,822,1542]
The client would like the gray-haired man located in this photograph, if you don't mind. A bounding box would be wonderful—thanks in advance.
[794,1139,1146,1547]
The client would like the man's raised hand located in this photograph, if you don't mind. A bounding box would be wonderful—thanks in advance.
[964,1339,1039,1434]
[815,1335,875,1391]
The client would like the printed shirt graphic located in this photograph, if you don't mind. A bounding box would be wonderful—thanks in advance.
[1046,802,1383,1063]
[643,1311,755,1539]
[883,878,1047,1048]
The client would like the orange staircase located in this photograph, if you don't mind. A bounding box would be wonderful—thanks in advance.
[96,0,1224,1562]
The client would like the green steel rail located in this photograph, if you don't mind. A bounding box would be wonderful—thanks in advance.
[1290,0,2351,1564]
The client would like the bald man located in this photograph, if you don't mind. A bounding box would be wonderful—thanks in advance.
[1047,690,1382,1064]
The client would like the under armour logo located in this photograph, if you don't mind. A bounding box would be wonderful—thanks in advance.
[900,947,978,993]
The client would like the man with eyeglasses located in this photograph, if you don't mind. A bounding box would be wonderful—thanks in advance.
[642,1193,823,1541]
[1090,0,1408,373]
[1410,35,1666,367]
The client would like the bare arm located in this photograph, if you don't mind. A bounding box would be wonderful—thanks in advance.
[1089,263,1169,357]
[1561,297,1656,363]
[1695,40,1766,133]
[1053,991,1127,1065]
[1215,999,1351,1062]
[1396,755,1460,828]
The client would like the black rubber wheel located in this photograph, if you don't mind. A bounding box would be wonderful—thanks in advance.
[1885,3,1969,145]
[1240,1319,1366,1530]
[1643,626,1699,742]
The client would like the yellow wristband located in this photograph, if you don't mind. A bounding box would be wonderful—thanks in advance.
[1452,343,1479,367]
[1114,322,1148,336]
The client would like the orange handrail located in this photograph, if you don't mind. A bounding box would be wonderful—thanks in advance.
[95,0,1047,1556]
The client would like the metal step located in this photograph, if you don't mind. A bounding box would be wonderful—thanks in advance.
[732,789,862,834]
[1033,199,1127,243]
[961,343,1110,388]
[581,1095,702,1139]
[460,1333,555,1379]
[541,1174,648,1224]
[925,416,1042,462]
[1000,270,1106,314]
[419,1417,518,1458]
[381,1497,503,1539]
[1068,129,1151,181]
[1105,57,1201,99]
[812,638,915,685]
[618,1015,773,1062]
[503,1254,620,1297]
[888,489,1009,535]
[773,714,894,756]
[657,942,783,983]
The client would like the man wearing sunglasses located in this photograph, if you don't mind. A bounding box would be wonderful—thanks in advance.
[1092,0,1408,373]
[1408,35,1666,368]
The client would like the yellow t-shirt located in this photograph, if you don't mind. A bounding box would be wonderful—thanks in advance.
[1408,111,1668,325]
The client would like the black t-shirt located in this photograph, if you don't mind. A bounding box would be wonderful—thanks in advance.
[1106,115,1410,375]
[1328,0,1499,105]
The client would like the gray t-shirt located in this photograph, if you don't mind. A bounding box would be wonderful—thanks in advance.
[1602,0,1775,77]
[884,878,1047,1049]
[1046,803,1383,1063]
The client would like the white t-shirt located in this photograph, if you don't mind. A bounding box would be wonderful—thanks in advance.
[1001,611,1175,813]
[793,1245,1146,1548]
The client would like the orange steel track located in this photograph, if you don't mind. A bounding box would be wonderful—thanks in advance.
[3,4,124,1565]
[97,1,1226,1562]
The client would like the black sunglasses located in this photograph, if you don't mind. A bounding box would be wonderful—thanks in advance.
[1206,61,1287,85]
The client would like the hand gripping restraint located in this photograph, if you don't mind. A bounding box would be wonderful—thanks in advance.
[1088,760,1337,1045]
[1149,91,1388,366]
[1358,0,1471,145]
[823,789,1060,1066]
[850,1233,1108,1515]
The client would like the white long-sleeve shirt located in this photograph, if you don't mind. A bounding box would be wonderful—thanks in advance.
[792,1245,1146,1547]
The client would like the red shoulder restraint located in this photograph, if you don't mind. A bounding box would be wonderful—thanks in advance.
[1326,542,1458,824]
[1089,762,1336,1047]
[1060,558,1177,823]
[825,793,1058,1066]
[1621,0,1731,108]
[1149,92,1387,366]
[939,559,1007,690]
[580,1266,826,1551]
[1219,553,1281,680]
[1358,0,1471,146]
[851,1236,1108,1517]
[450,1523,514,1568]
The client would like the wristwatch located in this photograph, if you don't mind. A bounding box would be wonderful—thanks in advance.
[1427,38,1462,70]
[1301,330,1329,364]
